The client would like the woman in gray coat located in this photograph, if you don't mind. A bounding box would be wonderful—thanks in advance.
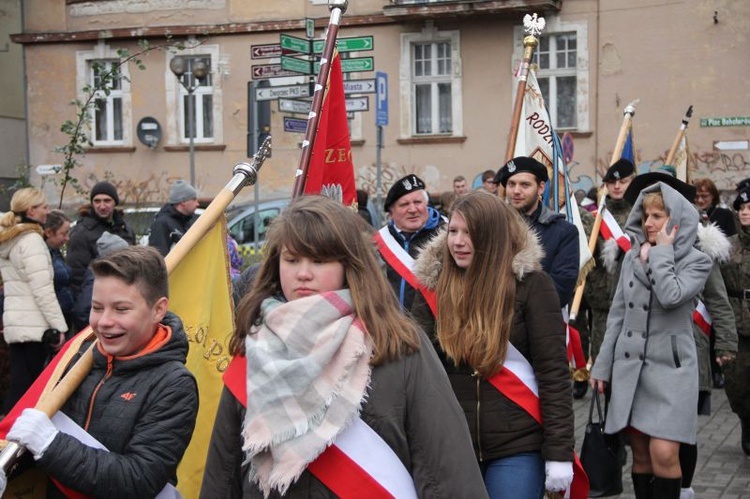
[591,181,712,499]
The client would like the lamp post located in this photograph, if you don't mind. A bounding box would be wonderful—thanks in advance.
[170,56,209,186]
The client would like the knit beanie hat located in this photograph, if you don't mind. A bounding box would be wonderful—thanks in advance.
[169,180,198,204]
[90,181,120,206]
[96,231,129,257]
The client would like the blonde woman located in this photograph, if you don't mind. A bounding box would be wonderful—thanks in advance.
[591,180,712,499]
[0,188,67,413]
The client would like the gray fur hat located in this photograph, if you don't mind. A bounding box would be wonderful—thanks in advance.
[96,231,129,256]
[169,180,197,204]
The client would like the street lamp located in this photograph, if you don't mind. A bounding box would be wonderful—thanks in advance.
[170,56,209,186]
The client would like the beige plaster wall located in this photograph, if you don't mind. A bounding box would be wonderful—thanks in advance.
[19,0,750,207]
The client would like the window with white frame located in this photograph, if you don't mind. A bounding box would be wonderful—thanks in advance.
[77,43,132,147]
[400,26,462,138]
[90,60,124,144]
[413,41,452,134]
[176,56,214,142]
[534,33,577,129]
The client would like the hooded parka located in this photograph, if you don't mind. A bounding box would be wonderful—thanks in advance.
[591,182,712,443]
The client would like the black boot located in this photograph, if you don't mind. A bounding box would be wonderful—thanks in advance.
[632,473,653,499]
[652,476,682,499]
[741,418,750,456]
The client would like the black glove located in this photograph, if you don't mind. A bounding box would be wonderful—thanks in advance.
[41,328,64,353]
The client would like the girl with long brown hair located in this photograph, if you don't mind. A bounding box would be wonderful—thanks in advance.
[201,195,486,498]
[412,190,575,499]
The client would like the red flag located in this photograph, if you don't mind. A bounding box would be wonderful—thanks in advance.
[304,49,357,206]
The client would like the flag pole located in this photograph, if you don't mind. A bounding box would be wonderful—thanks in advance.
[664,105,693,169]
[569,101,638,322]
[0,138,272,484]
[291,0,347,198]
[504,14,544,163]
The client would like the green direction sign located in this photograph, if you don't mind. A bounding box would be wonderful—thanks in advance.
[281,55,313,74]
[280,34,310,54]
[313,57,374,74]
[700,116,750,127]
[313,36,374,54]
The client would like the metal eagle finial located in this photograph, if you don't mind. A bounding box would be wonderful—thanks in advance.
[523,13,546,37]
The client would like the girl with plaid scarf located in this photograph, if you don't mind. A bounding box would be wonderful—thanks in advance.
[200,196,486,498]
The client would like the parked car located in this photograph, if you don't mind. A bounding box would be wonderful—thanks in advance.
[226,198,290,257]
[122,205,205,246]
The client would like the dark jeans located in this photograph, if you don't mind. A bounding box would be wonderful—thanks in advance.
[481,451,545,499]
[2,341,47,414]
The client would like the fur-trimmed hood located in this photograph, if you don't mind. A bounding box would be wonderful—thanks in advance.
[0,222,43,247]
[600,219,731,273]
[413,227,545,290]
[695,222,731,263]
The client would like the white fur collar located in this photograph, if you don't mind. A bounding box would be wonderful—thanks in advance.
[413,228,545,290]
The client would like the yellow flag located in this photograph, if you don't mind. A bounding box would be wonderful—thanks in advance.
[170,219,235,496]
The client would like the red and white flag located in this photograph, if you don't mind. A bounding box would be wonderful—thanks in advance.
[303,49,357,206]
[599,207,631,252]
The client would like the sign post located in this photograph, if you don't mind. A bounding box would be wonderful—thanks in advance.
[375,71,389,227]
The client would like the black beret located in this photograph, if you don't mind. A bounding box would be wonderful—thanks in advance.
[623,171,696,205]
[733,187,750,211]
[736,177,750,192]
[493,156,549,187]
[384,174,426,211]
[90,181,120,206]
[602,158,635,182]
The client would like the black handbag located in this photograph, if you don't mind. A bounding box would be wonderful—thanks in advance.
[580,390,624,497]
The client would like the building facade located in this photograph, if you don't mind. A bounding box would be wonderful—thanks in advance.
[11,0,750,209]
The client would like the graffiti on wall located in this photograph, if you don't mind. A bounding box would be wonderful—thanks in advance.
[77,171,171,206]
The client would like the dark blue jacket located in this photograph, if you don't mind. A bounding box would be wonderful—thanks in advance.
[49,248,74,316]
[525,204,580,308]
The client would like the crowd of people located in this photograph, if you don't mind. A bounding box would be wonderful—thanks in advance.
[0,161,747,498]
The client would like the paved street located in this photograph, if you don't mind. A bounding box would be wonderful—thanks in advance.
[573,387,750,498]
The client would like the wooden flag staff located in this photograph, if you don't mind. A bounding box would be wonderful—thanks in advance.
[504,13,545,163]
[292,0,348,198]
[0,137,272,486]
[664,105,694,178]
[569,101,638,322]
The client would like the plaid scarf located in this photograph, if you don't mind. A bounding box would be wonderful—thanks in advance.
[242,289,373,496]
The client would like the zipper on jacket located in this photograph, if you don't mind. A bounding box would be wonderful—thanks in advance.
[473,372,483,462]
[670,336,681,368]
[84,357,114,431]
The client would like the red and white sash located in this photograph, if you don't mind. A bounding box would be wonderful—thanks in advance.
[693,300,712,336]
[486,345,589,499]
[373,226,437,315]
[224,356,417,499]
[599,207,631,252]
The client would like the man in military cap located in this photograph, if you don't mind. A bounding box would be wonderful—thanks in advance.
[719,187,750,456]
[375,174,444,310]
[495,156,580,308]
[584,158,636,366]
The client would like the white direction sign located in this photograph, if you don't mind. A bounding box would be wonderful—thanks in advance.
[279,98,312,114]
[345,97,369,112]
[343,79,376,95]
[279,97,370,114]
[255,84,310,101]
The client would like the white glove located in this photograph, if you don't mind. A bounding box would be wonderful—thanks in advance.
[545,460,574,492]
[6,408,59,460]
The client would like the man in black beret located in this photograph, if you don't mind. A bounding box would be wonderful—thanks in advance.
[376,174,444,310]
[495,156,579,309]
[66,181,136,292]
[582,158,636,379]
